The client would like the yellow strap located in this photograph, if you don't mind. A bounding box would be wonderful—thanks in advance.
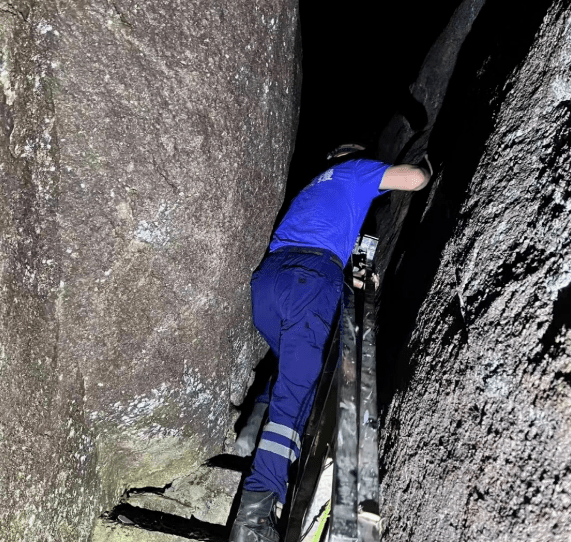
[310,500,331,542]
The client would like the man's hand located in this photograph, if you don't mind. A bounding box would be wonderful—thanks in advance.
[371,272,380,290]
[352,267,366,290]
[422,153,433,178]
[352,269,380,290]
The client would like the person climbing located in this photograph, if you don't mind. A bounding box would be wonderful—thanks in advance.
[230,144,433,542]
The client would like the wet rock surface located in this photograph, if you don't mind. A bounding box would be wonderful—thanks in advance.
[0,0,300,540]
[376,0,571,540]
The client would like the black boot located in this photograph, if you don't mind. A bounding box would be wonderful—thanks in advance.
[229,490,280,542]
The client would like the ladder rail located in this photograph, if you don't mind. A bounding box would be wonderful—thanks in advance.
[329,276,360,542]
[283,234,380,542]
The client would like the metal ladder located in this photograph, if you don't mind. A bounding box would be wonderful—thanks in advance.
[284,235,381,542]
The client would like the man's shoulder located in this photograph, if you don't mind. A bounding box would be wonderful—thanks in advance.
[304,158,389,192]
[334,158,391,181]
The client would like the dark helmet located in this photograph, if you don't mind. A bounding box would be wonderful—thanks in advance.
[326,143,366,161]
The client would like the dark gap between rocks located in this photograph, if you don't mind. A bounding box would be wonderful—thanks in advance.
[102,502,228,541]
[124,483,172,497]
[101,459,252,539]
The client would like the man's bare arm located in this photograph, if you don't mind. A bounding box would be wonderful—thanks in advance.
[379,155,433,192]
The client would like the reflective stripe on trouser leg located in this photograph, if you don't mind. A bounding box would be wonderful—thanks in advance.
[264,421,302,450]
[244,422,302,503]
[258,440,297,463]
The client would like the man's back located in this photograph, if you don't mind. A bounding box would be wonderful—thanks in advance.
[269,158,391,265]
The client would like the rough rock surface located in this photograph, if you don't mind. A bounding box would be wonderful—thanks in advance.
[125,465,241,525]
[0,1,300,540]
[377,0,571,540]
[92,522,189,542]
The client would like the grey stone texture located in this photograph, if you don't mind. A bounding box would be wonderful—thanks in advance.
[0,0,300,540]
[92,521,190,542]
[376,0,571,540]
[124,465,241,525]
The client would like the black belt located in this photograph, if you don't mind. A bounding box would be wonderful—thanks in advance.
[272,246,344,270]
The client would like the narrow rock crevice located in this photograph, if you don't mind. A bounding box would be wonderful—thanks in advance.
[98,454,246,541]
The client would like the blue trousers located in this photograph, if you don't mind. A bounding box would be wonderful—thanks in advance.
[244,247,343,503]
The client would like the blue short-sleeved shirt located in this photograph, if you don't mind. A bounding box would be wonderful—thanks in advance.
[269,158,391,265]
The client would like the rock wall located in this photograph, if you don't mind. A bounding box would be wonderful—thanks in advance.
[377,0,571,539]
[0,1,300,540]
